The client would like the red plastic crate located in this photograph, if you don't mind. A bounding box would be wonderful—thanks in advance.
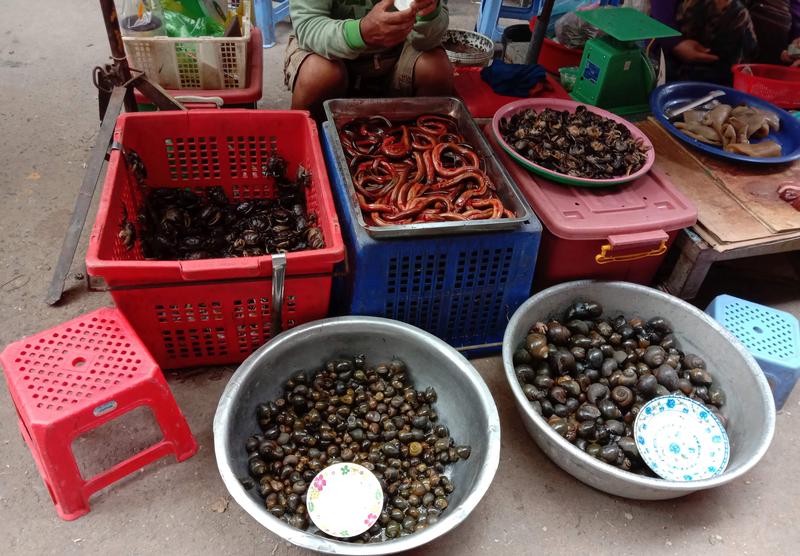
[86,110,344,369]
[732,64,800,110]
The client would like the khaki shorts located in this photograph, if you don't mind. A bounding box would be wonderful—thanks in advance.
[284,35,424,97]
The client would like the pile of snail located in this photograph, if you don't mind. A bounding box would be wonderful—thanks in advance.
[241,355,471,542]
[513,301,726,476]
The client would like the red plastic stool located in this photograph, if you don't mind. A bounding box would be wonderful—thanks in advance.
[0,307,197,520]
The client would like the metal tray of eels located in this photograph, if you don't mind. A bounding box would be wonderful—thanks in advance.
[324,97,533,238]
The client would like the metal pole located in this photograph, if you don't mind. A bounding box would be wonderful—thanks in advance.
[525,0,557,65]
[98,0,138,113]
[46,88,126,305]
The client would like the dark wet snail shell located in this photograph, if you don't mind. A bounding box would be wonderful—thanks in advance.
[611,386,635,408]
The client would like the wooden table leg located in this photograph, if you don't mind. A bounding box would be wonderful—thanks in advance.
[662,228,718,300]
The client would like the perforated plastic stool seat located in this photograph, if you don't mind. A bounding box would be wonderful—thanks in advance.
[706,295,800,410]
[0,307,197,520]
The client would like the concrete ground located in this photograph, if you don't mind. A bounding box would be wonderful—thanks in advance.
[0,1,799,554]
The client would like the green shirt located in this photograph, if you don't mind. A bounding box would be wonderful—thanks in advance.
[290,0,449,60]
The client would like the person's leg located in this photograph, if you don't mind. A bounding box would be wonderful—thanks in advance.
[290,54,348,120]
[412,47,454,96]
[390,45,453,97]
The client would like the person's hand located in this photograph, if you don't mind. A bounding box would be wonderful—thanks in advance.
[781,38,800,67]
[411,0,438,18]
[360,0,417,48]
[673,39,720,63]
[780,50,800,67]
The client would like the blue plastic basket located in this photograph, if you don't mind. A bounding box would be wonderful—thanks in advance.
[706,294,800,410]
[321,123,542,355]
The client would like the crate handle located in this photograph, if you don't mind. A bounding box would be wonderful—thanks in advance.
[271,253,286,337]
[179,257,262,280]
[595,231,669,265]
[174,95,224,108]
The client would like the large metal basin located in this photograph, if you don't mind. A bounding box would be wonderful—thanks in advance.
[502,281,776,500]
[214,316,500,554]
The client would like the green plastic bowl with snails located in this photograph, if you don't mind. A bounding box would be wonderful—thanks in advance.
[214,316,500,554]
[502,280,776,500]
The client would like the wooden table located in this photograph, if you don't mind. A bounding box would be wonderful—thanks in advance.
[638,119,800,298]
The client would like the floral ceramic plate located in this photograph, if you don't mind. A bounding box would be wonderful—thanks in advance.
[634,395,730,482]
[307,463,384,538]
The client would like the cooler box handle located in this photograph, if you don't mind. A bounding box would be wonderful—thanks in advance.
[595,230,669,265]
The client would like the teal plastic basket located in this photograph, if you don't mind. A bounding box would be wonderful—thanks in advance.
[706,294,800,409]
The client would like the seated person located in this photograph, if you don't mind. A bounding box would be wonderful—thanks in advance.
[285,0,453,119]
[781,0,800,66]
[652,0,757,85]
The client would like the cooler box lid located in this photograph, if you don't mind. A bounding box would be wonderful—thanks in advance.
[485,126,697,241]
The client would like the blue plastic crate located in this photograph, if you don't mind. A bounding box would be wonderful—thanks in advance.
[321,123,542,355]
[706,294,800,410]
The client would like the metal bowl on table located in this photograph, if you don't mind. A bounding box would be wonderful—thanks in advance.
[214,316,501,554]
[502,280,776,500]
[442,29,494,67]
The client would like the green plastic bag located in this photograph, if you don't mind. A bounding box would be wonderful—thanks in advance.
[163,9,224,37]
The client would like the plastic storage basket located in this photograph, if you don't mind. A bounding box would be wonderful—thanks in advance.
[123,1,251,90]
[706,294,800,410]
[85,110,345,369]
[134,27,264,109]
[485,127,697,288]
[732,64,800,110]
[321,123,541,355]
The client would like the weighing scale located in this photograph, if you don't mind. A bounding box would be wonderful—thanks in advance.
[570,7,680,115]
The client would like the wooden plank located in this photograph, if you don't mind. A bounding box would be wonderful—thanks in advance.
[662,229,718,299]
[712,229,800,253]
[691,150,800,234]
[694,219,800,253]
[637,120,773,244]
[691,222,722,248]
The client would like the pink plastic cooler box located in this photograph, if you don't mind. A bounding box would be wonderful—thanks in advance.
[485,127,697,287]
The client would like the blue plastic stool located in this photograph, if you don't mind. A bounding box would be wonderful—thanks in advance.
[254,0,290,48]
[476,0,621,42]
[706,294,800,410]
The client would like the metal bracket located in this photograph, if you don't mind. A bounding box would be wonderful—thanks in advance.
[46,86,126,305]
[86,274,109,293]
[46,0,189,305]
[271,254,287,338]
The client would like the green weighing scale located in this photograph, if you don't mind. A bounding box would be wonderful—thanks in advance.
[570,7,680,116]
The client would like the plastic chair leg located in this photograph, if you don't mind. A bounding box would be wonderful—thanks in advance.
[148,379,198,462]
[254,0,277,48]
[37,428,91,521]
[477,0,505,41]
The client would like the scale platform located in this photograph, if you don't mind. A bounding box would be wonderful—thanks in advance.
[570,7,680,115]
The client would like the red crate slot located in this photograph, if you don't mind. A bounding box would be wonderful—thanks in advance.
[85,110,344,369]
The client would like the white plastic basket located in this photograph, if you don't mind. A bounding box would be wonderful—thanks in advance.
[123,1,251,90]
